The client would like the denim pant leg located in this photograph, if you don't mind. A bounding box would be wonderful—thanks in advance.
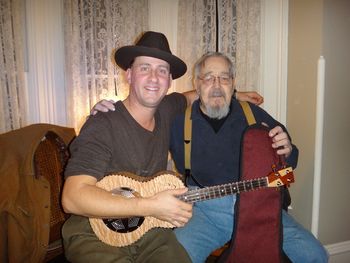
[174,195,236,263]
[282,210,329,263]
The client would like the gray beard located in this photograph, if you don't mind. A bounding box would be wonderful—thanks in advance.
[201,88,231,119]
[205,103,230,119]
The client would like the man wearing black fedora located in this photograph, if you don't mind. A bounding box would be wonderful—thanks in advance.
[61,31,196,262]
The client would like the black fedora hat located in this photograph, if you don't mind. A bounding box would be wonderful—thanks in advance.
[114,31,187,79]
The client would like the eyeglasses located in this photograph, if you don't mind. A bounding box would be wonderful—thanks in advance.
[198,74,232,85]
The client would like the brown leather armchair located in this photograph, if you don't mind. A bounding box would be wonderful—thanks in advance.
[34,130,72,261]
[0,124,75,263]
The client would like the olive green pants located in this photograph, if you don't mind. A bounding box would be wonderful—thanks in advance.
[62,215,191,263]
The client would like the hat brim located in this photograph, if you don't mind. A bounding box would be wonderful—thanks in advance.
[115,46,187,79]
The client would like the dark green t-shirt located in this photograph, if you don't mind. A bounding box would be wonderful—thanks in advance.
[65,93,186,180]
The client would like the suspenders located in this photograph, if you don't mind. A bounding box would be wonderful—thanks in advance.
[239,101,256,126]
[184,105,192,174]
[183,101,256,179]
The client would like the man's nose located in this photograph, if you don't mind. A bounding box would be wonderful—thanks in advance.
[148,68,159,82]
[213,77,222,87]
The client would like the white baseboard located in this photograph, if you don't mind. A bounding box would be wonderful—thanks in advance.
[325,240,350,255]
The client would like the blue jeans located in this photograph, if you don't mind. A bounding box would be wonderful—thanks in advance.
[174,194,329,263]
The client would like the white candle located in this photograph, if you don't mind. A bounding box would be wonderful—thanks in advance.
[311,56,325,237]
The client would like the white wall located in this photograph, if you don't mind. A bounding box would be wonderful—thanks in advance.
[288,0,350,260]
[320,0,350,245]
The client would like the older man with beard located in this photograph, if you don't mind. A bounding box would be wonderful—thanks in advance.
[169,52,328,263]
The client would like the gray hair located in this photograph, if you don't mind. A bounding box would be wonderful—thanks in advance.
[193,52,234,79]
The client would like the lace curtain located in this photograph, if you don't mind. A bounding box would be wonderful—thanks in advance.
[219,0,238,69]
[0,0,260,133]
[176,0,217,92]
[172,0,260,94]
[64,0,148,131]
[236,0,260,92]
[0,0,26,133]
[64,0,262,131]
